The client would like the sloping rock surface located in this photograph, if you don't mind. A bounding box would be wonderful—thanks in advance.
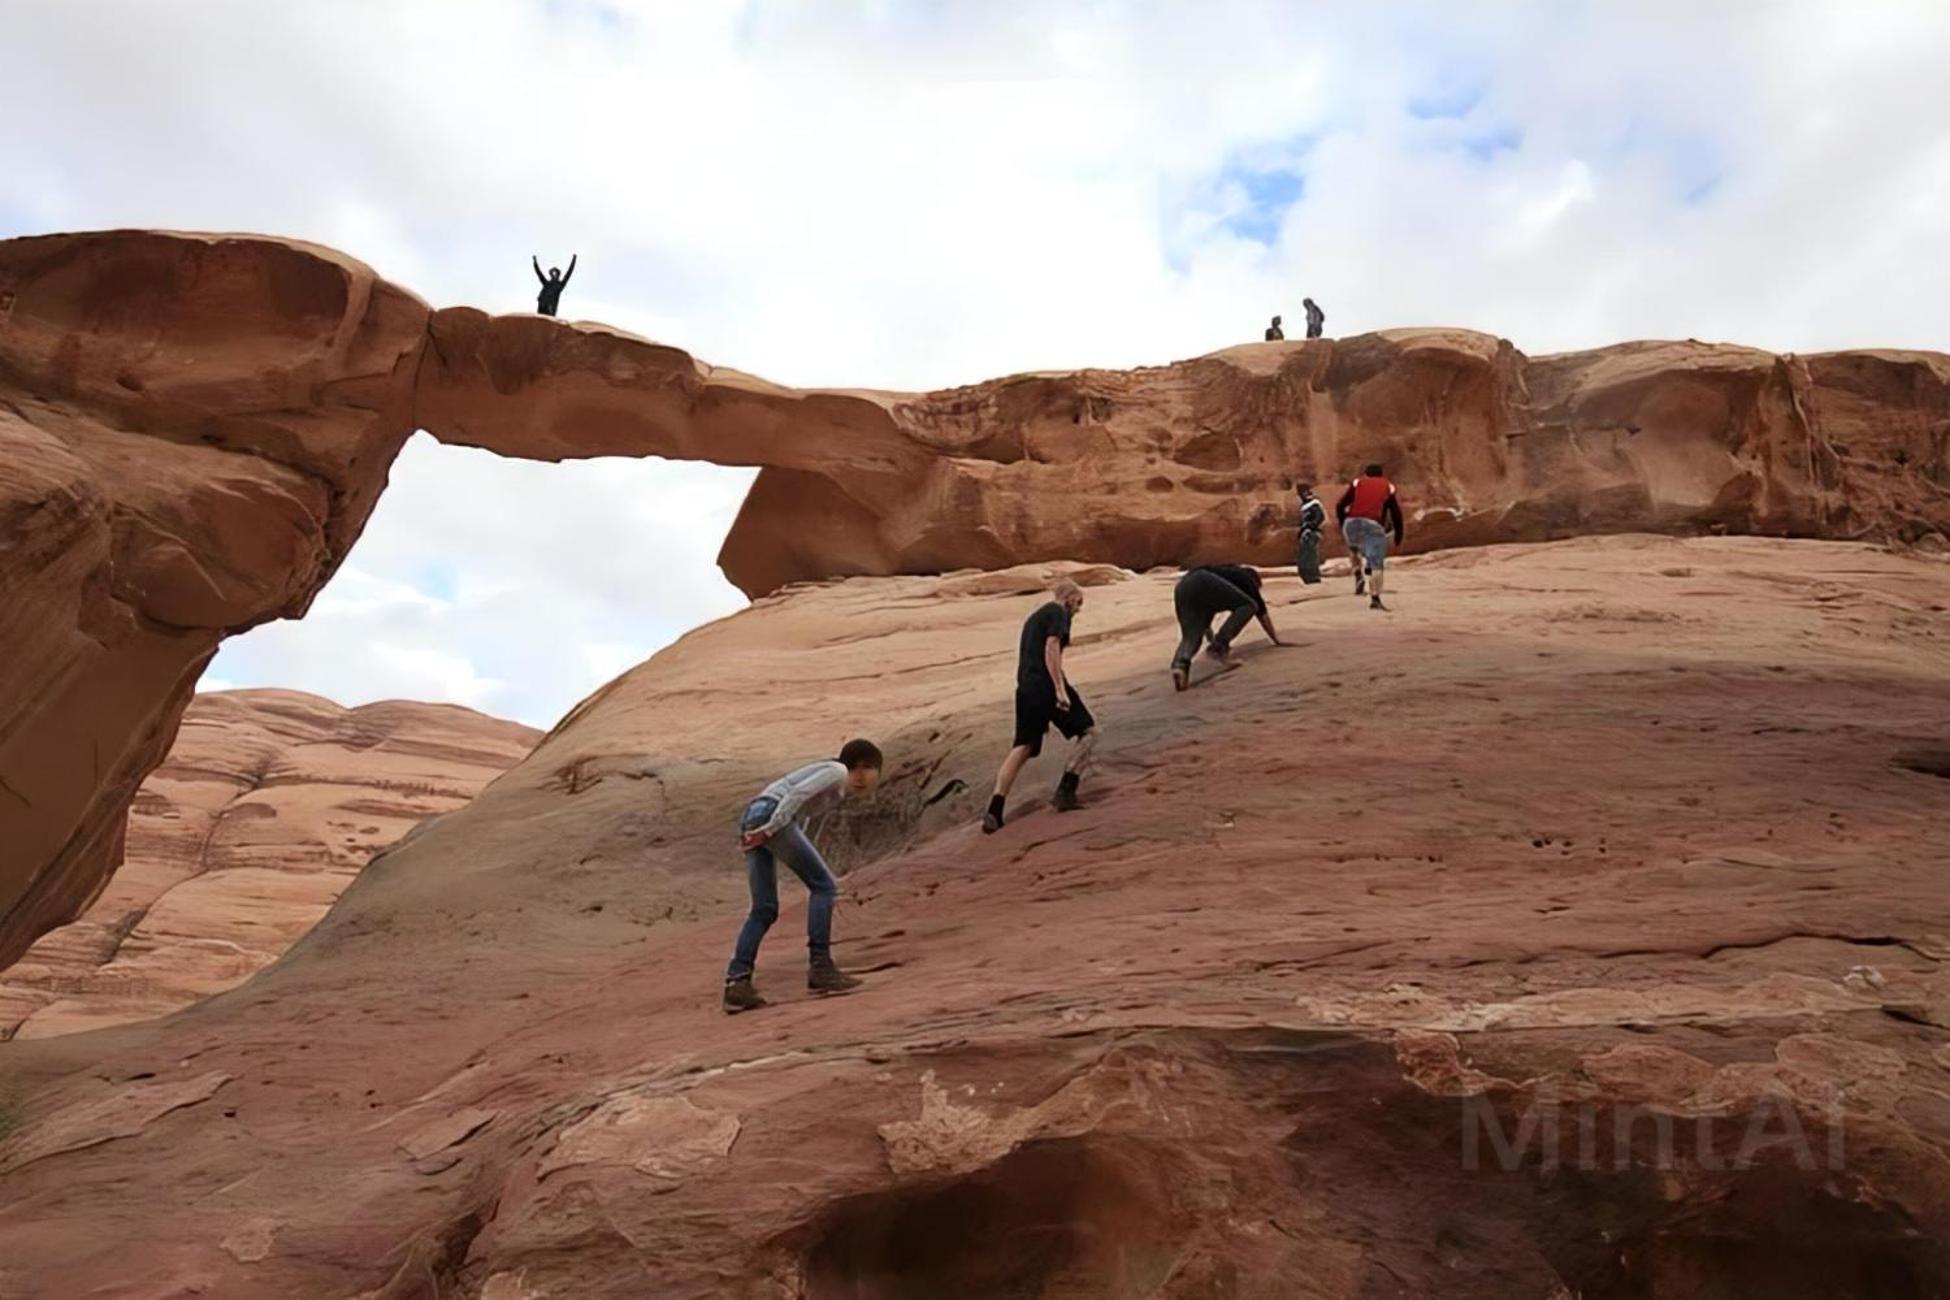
[0,689,536,1039]
[0,536,1946,1297]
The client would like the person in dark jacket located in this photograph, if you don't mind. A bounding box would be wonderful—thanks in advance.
[1170,564,1282,691]
[1303,297,1325,339]
[1265,314,1285,341]
[1296,484,1327,583]
[1335,464,1405,610]
[533,253,577,316]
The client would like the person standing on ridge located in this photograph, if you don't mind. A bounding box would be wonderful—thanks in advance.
[533,253,577,316]
[1265,314,1285,341]
[722,739,883,1014]
[1303,297,1325,339]
[1336,463,1404,611]
[1170,563,1283,691]
[983,580,1097,833]
[1296,484,1327,584]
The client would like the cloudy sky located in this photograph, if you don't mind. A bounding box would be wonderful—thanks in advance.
[5,1,1946,727]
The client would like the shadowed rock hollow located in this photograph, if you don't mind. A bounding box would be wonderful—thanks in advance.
[0,690,537,1041]
[0,535,1947,1297]
[2,228,1948,970]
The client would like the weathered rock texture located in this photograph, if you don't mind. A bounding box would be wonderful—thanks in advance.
[3,226,1947,972]
[0,689,536,1040]
[1,536,1947,1297]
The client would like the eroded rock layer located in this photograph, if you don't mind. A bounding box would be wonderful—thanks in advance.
[0,537,1946,1297]
[2,226,1947,970]
[0,690,536,1040]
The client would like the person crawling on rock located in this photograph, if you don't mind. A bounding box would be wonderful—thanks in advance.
[1171,564,1283,691]
[1335,463,1405,611]
[983,580,1096,834]
[532,253,577,316]
[1265,314,1285,341]
[722,739,882,1014]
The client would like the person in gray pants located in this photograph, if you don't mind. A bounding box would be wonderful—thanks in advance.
[1170,564,1283,690]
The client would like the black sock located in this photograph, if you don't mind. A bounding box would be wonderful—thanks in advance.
[987,793,1005,818]
[1058,770,1080,795]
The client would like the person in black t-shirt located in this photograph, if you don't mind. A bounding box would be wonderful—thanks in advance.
[1170,564,1282,690]
[982,579,1096,833]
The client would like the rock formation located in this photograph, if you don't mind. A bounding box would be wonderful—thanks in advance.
[0,689,536,1040]
[3,226,1947,975]
[0,536,1947,1296]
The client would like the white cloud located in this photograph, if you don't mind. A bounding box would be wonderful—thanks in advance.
[4,0,1945,725]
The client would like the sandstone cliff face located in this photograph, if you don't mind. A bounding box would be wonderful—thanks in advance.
[0,690,536,1040]
[0,537,1947,1297]
[3,226,1947,975]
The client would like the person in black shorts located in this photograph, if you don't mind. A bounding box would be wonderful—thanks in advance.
[1170,564,1283,691]
[983,579,1096,833]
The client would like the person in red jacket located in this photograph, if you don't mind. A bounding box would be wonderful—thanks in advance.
[1335,463,1405,611]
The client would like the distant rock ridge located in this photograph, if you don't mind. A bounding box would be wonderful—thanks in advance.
[0,689,536,1039]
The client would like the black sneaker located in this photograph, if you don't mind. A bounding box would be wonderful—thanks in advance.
[809,960,862,995]
[1051,783,1081,813]
[982,807,1004,834]
[1355,572,1367,596]
[722,978,767,1014]
[1370,595,1389,612]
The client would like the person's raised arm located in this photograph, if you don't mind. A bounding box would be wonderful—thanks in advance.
[533,255,545,285]
[1385,492,1404,545]
[562,254,577,286]
[1045,635,1069,708]
[1334,482,1356,524]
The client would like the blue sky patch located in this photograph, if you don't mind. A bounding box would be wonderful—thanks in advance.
[1461,125,1524,161]
[1407,80,1487,121]
[1221,160,1307,245]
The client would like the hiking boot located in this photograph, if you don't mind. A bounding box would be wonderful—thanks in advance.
[1370,595,1388,612]
[1051,782,1082,813]
[982,805,1005,834]
[722,977,767,1014]
[808,960,862,995]
[1171,664,1189,692]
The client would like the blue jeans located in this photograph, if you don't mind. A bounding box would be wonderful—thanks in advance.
[1342,516,1389,571]
[725,796,838,981]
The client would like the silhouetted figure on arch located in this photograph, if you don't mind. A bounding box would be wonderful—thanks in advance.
[1303,297,1325,339]
[1265,314,1285,341]
[533,254,577,316]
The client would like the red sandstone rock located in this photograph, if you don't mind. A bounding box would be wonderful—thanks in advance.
[0,689,536,1040]
[3,226,1947,981]
[0,536,1945,1296]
